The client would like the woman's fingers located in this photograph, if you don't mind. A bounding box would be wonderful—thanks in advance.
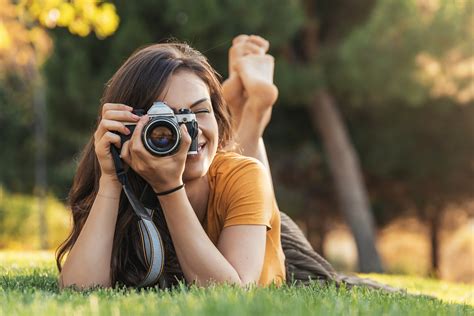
[95,131,122,155]
[120,140,131,164]
[101,103,133,116]
[129,115,149,158]
[180,124,192,153]
[95,119,130,141]
[103,110,141,122]
[95,104,139,152]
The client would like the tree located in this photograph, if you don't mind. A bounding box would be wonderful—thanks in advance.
[328,0,474,274]
[0,0,119,249]
[271,0,473,273]
[270,0,385,272]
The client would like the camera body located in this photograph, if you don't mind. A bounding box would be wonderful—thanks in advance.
[121,101,199,156]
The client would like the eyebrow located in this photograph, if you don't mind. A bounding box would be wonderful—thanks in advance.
[167,97,210,113]
[189,97,210,109]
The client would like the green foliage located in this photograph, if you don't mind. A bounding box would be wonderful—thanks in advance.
[345,99,474,224]
[162,0,304,48]
[0,251,472,315]
[352,102,474,182]
[0,73,36,192]
[0,188,70,249]
[275,60,324,105]
[330,0,473,106]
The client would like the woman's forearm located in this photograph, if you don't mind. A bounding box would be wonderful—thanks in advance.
[158,189,243,287]
[59,177,121,289]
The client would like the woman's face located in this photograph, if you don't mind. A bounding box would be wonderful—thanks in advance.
[159,70,219,182]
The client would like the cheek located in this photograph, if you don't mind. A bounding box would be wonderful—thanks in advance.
[210,118,219,144]
[198,115,219,141]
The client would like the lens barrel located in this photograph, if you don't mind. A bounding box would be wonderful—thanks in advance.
[142,117,181,156]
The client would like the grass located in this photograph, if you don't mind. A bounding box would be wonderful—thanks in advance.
[0,251,472,316]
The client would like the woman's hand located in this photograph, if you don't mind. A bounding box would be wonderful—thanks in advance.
[94,103,141,184]
[120,115,192,193]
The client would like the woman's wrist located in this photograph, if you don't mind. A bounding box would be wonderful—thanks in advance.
[155,185,187,204]
[99,175,122,196]
[155,184,185,196]
[151,180,184,196]
[243,98,273,121]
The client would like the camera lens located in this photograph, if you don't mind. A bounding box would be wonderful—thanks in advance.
[143,118,180,155]
[149,126,176,149]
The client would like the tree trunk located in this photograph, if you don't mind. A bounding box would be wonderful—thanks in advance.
[28,58,48,250]
[429,208,441,277]
[308,89,383,272]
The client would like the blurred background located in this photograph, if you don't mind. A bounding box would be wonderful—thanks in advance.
[0,0,473,283]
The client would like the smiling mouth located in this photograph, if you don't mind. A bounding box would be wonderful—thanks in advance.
[187,142,206,158]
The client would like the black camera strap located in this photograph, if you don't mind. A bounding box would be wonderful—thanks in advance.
[110,145,165,288]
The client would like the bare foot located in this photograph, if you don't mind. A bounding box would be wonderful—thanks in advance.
[235,54,278,126]
[222,35,269,128]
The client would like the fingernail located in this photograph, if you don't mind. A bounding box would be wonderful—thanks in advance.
[125,128,130,135]
[132,114,140,120]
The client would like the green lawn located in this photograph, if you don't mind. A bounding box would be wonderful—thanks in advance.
[1,251,472,316]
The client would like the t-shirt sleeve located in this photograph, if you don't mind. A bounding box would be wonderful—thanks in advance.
[222,159,274,230]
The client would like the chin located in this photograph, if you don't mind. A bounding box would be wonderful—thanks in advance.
[182,166,206,182]
[182,158,210,182]
[182,143,216,182]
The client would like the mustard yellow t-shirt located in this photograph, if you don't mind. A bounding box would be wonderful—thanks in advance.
[203,151,286,286]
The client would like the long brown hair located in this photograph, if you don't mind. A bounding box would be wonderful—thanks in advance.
[56,43,233,287]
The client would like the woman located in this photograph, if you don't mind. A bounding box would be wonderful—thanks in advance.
[56,35,392,291]
[57,34,289,289]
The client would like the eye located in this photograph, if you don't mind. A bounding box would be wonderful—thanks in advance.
[194,109,210,114]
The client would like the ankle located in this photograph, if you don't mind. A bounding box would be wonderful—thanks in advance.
[244,97,274,120]
[237,106,272,138]
[245,85,278,110]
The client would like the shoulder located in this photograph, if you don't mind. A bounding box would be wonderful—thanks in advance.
[208,151,273,206]
[208,151,274,230]
[209,151,267,181]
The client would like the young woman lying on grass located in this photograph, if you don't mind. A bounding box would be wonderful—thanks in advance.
[56,35,393,291]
